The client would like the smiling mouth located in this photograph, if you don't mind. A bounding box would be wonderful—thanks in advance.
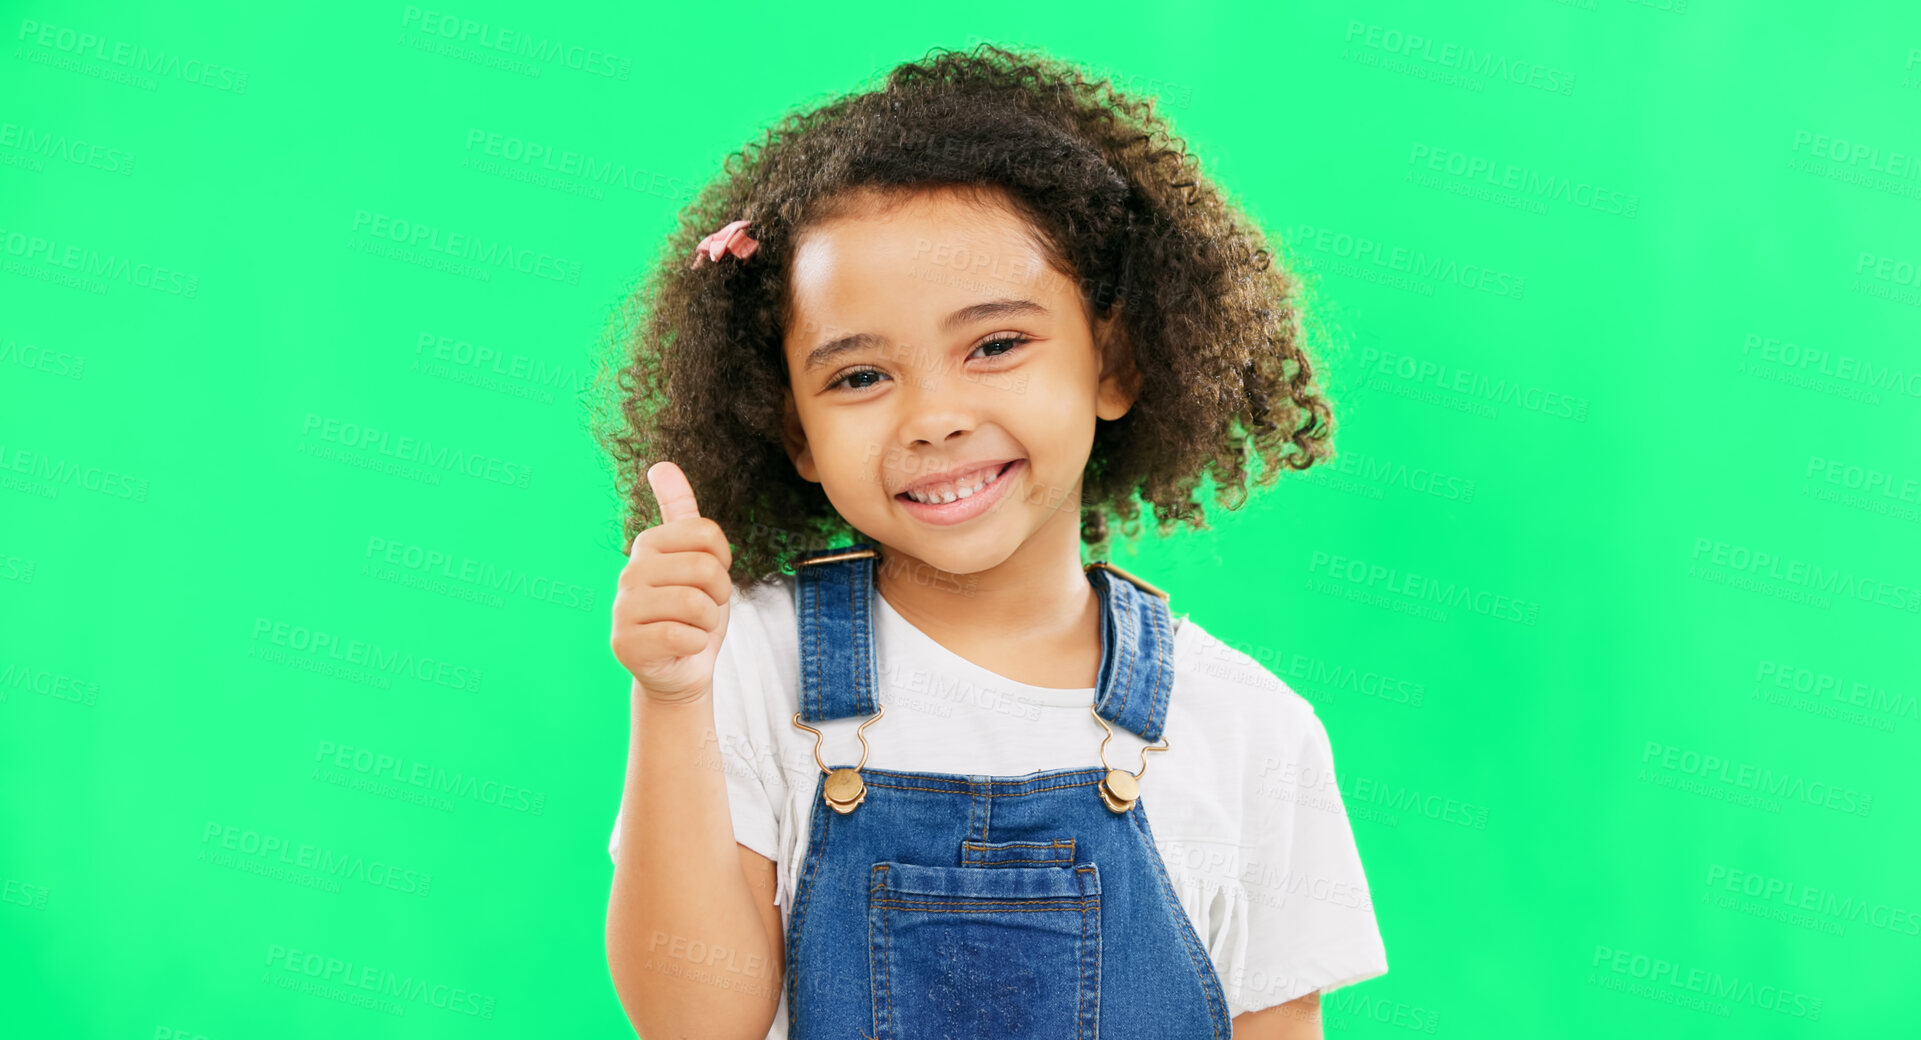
[896,460,1017,505]
[893,459,1023,527]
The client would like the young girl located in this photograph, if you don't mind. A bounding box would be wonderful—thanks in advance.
[600,45,1386,1040]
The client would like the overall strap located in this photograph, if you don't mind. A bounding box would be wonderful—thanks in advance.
[792,543,1178,743]
[1086,562,1177,744]
[794,543,882,724]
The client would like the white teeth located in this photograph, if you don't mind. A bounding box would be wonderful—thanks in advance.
[905,463,1005,505]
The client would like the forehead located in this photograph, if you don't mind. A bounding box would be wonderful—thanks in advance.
[782,188,1069,354]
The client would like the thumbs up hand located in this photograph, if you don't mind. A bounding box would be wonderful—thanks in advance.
[610,461,735,703]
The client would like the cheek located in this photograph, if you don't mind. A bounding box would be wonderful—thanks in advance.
[1017,375,1093,432]
[1013,385,1097,474]
[812,422,883,486]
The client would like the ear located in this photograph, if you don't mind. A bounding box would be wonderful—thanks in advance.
[1093,310,1143,421]
[781,388,820,483]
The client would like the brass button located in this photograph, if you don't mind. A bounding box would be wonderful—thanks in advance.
[1098,769,1138,813]
[792,707,885,816]
[823,767,867,814]
[1088,704,1167,815]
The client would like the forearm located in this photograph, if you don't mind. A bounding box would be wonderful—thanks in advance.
[1233,990,1323,1039]
[606,679,779,1040]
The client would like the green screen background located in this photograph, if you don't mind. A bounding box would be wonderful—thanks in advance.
[4,1,1917,1036]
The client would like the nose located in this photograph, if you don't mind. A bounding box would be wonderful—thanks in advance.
[895,376,977,449]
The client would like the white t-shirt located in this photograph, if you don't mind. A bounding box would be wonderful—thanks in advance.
[610,572,1388,1027]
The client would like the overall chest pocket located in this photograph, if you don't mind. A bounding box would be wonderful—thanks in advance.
[868,860,1101,1040]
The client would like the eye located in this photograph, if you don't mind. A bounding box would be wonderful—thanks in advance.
[825,366,887,392]
[969,333,1030,360]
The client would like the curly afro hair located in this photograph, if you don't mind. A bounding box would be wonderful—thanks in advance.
[589,43,1336,591]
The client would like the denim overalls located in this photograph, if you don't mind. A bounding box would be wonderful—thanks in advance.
[781,541,1233,1039]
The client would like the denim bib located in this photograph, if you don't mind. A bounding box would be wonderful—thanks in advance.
[781,542,1232,1039]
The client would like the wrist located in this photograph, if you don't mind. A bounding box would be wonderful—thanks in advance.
[631,675,714,709]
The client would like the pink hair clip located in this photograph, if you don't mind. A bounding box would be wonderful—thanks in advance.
[689,218,760,269]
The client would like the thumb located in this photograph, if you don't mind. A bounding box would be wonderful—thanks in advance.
[646,461,702,523]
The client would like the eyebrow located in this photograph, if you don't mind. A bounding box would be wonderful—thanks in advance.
[801,298,1051,372]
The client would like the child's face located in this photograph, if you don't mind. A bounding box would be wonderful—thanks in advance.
[779,186,1140,578]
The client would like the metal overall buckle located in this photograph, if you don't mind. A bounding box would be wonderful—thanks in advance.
[1089,704,1169,813]
[792,708,884,814]
[790,548,1172,814]
[1084,557,1171,812]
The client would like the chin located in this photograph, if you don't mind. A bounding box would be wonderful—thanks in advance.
[881,532,1013,579]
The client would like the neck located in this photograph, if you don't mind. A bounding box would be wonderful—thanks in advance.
[871,504,1096,649]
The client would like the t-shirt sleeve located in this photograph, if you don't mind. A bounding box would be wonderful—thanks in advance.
[1232,707,1389,1013]
[608,584,786,867]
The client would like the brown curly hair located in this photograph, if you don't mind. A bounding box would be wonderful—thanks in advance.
[588,43,1336,591]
